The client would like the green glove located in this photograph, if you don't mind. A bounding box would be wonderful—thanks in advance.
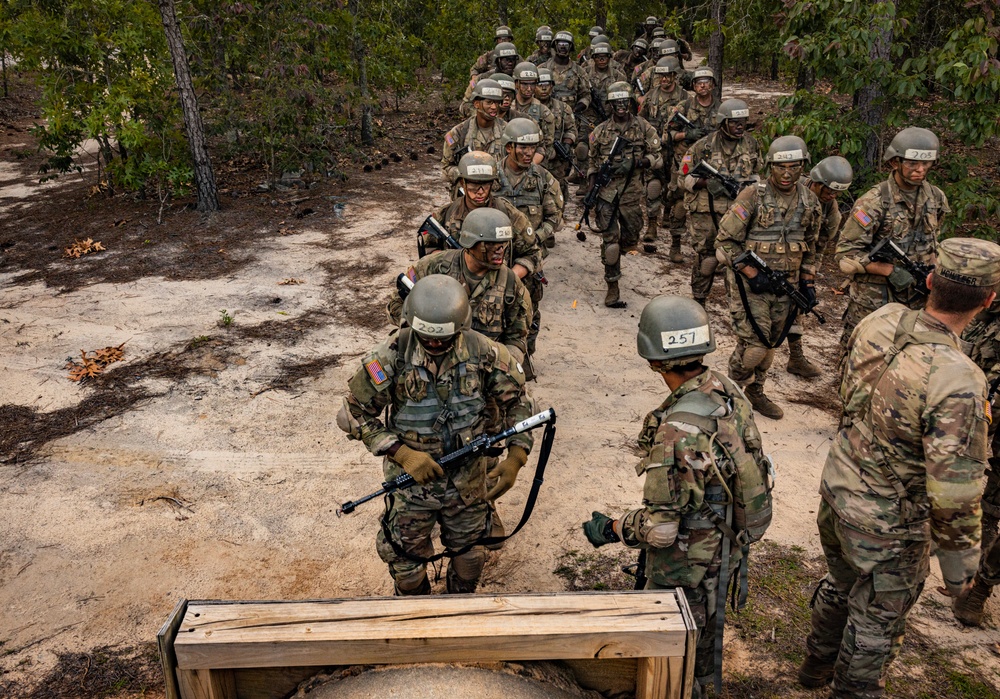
[486,445,528,500]
[886,265,915,292]
[613,156,635,176]
[583,511,620,548]
[392,444,444,484]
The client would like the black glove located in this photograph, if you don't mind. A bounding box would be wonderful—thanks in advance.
[798,278,817,308]
[747,272,771,294]
[684,126,706,143]
[613,156,635,176]
[583,511,620,548]
[573,101,588,114]
[637,156,651,169]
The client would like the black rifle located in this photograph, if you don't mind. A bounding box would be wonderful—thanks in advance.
[734,250,825,324]
[669,110,694,131]
[416,215,461,258]
[337,408,556,515]
[395,273,415,299]
[867,236,933,297]
[589,86,608,122]
[451,144,471,164]
[575,135,632,241]
[553,140,588,180]
[690,160,753,200]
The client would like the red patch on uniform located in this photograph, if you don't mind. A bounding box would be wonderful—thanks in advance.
[589,131,596,144]
[733,203,749,221]
[681,153,692,175]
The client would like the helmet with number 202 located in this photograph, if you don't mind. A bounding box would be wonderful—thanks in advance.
[883,127,939,163]
[637,295,715,363]
[403,274,472,342]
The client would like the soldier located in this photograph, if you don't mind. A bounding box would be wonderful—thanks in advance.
[441,79,506,192]
[338,274,534,595]
[682,99,762,304]
[535,66,578,205]
[782,156,854,379]
[585,81,662,308]
[492,72,517,121]
[496,119,564,354]
[799,238,1000,696]
[636,40,694,97]
[543,32,592,183]
[835,127,949,348]
[668,67,721,148]
[576,28,606,65]
[527,25,553,65]
[715,135,821,419]
[460,43,521,117]
[578,42,626,182]
[638,57,689,256]
[641,15,660,42]
[470,25,515,77]
[509,62,555,165]
[432,151,544,285]
[613,38,648,77]
[582,295,771,699]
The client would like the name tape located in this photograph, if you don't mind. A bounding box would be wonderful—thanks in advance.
[661,47,678,55]
[494,226,514,240]
[694,69,713,78]
[661,324,711,350]
[555,32,573,41]
[497,80,515,89]
[608,91,629,100]
[481,87,503,98]
[413,317,455,337]
[515,134,541,144]
[828,181,850,191]
[466,164,494,176]
[904,148,937,161]
[498,48,517,56]
[539,32,553,40]
[519,70,538,79]
[773,149,804,162]
[730,108,750,118]
[654,66,674,73]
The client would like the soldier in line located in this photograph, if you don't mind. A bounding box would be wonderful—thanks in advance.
[668,67,721,147]
[470,25,515,77]
[542,32,592,182]
[613,38,648,82]
[576,27,606,65]
[535,66,578,206]
[638,57,689,257]
[338,275,534,596]
[492,72,517,121]
[577,42,626,187]
[582,295,770,699]
[715,136,821,420]
[682,99,762,305]
[460,44,520,117]
[509,63,555,166]
[799,238,1000,697]
[527,25,554,65]
[834,127,949,349]
[586,81,661,309]
[441,80,506,192]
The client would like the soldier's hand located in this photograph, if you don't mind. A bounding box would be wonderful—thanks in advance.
[748,272,772,294]
[637,156,652,169]
[486,445,528,500]
[573,101,588,114]
[886,265,915,292]
[392,444,444,484]
[706,178,727,198]
[798,278,817,308]
[583,511,621,548]
[684,126,706,142]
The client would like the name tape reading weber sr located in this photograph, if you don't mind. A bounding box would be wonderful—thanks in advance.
[661,324,711,350]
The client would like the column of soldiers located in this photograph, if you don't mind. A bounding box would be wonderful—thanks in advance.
[337,19,1000,699]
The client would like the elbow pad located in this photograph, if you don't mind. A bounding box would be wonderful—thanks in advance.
[839,257,867,275]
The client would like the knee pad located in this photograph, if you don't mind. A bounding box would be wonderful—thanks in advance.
[646,179,662,200]
[393,567,429,594]
[699,255,719,277]
[575,142,589,161]
[742,345,771,371]
[604,242,620,266]
[450,548,485,582]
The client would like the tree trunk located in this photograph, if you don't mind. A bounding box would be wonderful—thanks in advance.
[770,53,779,80]
[1,53,8,99]
[854,0,896,179]
[159,0,219,212]
[595,0,607,29]
[708,0,726,101]
[348,0,374,146]
[498,0,508,25]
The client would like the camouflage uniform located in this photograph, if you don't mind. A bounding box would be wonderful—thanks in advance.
[582,61,626,123]
[537,94,577,199]
[613,49,647,76]
[587,114,662,282]
[440,116,507,190]
[337,329,534,593]
[541,58,592,112]
[470,49,495,77]
[386,249,533,360]
[715,179,821,391]
[618,369,763,685]
[807,302,989,698]
[509,97,556,162]
[834,175,950,348]
[683,132,762,302]
[495,160,564,354]
[638,81,689,249]
[526,48,552,66]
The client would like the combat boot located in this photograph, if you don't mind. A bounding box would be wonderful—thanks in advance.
[796,655,835,688]
[669,233,684,263]
[605,281,627,309]
[953,576,993,627]
[642,215,658,253]
[746,383,784,419]
[787,337,822,378]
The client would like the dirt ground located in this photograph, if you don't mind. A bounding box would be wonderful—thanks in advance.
[1,71,999,699]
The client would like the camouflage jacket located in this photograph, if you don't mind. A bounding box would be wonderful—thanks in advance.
[440,116,507,186]
[613,49,647,76]
[822,304,988,565]
[638,82,688,137]
[338,329,533,503]
[537,96,577,174]
[668,93,720,160]
[386,249,532,358]
[963,307,1000,451]
[716,179,822,278]
[680,131,762,215]
[496,160,564,241]
[587,114,662,203]
[508,97,556,160]
[619,369,761,588]
[433,196,543,274]
[582,63,627,118]
[835,175,950,275]
[802,176,844,268]
[541,58,592,110]
[470,49,495,77]
[527,49,552,66]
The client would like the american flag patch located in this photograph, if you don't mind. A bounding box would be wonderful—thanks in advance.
[682,153,692,175]
[853,208,873,227]
[406,267,416,282]
[365,359,388,385]
[733,203,749,221]
[445,133,455,146]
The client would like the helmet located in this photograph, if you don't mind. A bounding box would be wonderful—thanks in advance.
[767,135,810,164]
[589,25,604,38]
[502,117,541,148]
[591,34,610,47]
[652,27,666,38]
[458,151,498,182]
[553,30,574,47]
[715,98,750,124]
[692,67,716,83]
[535,25,553,42]
[537,67,554,85]
[809,156,854,191]
[645,15,659,26]
[659,39,679,57]
[631,38,648,51]
[607,81,631,102]
[650,38,664,52]
[458,207,515,249]
[654,57,680,75]
[495,26,513,41]
[592,42,613,57]
[403,275,472,342]
[490,72,516,92]
[883,127,939,163]
[471,78,504,102]
[637,295,715,362]
[494,42,518,60]
[513,62,539,82]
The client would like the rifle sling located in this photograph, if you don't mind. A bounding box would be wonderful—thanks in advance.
[733,272,799,349]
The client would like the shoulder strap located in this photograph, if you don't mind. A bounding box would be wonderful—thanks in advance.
[664,389,724,434]
[393,328,412,375]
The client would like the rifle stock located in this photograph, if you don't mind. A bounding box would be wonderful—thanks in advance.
[417,215,461,257]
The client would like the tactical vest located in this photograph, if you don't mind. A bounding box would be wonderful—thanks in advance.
[745,181,810,278]
[545,62,584,104]
[431,251,519,340]
[496,166,546,228]
[876,180,939,264]
[511,100,545,128]
[644,85,686,133]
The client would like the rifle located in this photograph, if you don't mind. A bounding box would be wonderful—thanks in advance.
[452,144,471,164]
[417,215,461,258]
[396,273,414,299]
[634,76,646,96]
[337,408,557,515]
[553,140,588,180]
[575,135,632,241]
[690,160,753,200]
[669,110,694,131]
[733,250,825,324]
[589,86,608,122]
[866,236,933,297]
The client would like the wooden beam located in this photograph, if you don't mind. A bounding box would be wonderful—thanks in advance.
[176,669,237,699]
[158,598,187,699]
[636,656,668,699]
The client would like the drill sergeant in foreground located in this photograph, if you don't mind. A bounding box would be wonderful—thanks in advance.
[638,57,689,257]
[535,66,578,205]
[495,118,563,355]
[586,81,662,308]
[835,127,949,349]
[470,25,515,77]
[338,274,534,596]
[509,62,555,165]
[799,238,1000,697]
[682,99,762,303]
[715,136,821,420]
[441,80,506,193]
[583,295,771,699]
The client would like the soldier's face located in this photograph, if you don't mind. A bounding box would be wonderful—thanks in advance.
[477,98,500,120]
[463,179,493,206]
[516,81,536,101]
[535,83,553,99]
[693,78,713,96]
[537,40,551,51]
[595,55,610,69]
[658,73,676,90]
[770,162,803,191]
[509,142,537,168]
[499,57,516,73]
[896,158,933,187]
[817,184,839,203]
[417,334,456,355]
[632,46,645,58]
[723,118,747,139]
[611,98,629,117]
[554,41,571,57]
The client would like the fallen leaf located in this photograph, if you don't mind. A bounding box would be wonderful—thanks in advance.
[278,278,304,285]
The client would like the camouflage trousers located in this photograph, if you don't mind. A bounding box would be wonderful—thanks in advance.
[725,268,793,389]
[595,191,643,283]
[978,458,1000,585]
[643,158,686,245]
[841,276,925,351]
[376,467,490,595]
[806,500,930,699]
[522,272,544,356]
[688,212,723,301]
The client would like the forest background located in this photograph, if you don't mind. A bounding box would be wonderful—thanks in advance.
[0,0,999,236]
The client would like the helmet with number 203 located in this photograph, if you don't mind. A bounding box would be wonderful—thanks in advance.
[637,295,715,362]
[403,275,472,341]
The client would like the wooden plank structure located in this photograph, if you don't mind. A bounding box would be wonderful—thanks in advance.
[159,590,697,699]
